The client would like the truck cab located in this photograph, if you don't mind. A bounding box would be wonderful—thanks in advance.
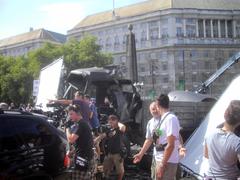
[64,67,143,144]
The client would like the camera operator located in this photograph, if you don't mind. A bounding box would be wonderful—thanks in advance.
[65,104,94,180]
[101,115,126,180]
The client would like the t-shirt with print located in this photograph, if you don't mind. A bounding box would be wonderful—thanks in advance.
[154,112,180,163]
[145,117,161,139]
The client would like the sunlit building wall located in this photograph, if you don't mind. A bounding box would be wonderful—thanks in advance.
[72,0,240,97]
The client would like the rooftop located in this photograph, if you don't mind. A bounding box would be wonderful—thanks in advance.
[0,28,66,48]
[72,0,240,29]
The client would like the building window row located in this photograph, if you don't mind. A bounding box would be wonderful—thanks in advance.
[176,18,239,39]
[198,19,233,38]
[97,18,239,50]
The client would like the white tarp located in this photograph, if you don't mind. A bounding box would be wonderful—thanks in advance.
[36,57,63,112]
[180,75,240,178]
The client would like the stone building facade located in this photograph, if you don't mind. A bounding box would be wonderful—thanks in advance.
[0,28,66,57]
[68,0,240,98]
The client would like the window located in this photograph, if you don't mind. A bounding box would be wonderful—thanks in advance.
[0,118,22,151]
[205,19,211,38]
[213,20,219,38]
[140,23,147,28]
[150,52,156,59]
[186,18,197,37]
[141,30,147,41]
[149,21,158,27]
[190,50,198,60]
[198,19,204,37]
[158,51,167,60]
[176,50,184,61]
[236,20,240,38]
[122,35,127,44]
[114,35,120,46]
[162,63,168,71]
[186,18,195,24]
[105,37,112,49]
[220,20,226,38]
[150,28,159,40]
[139,53,145,61]
[176,18,183,24]
[178,79,185,90]
[161,28,168,39]
[186,25,196,37]
[140,66,145,72]
[203,50,210,57]
[176,27,184,37]
[161,18,168,26]
[0,116,52,151]
[227,20,233,38]
[163,75,169,83]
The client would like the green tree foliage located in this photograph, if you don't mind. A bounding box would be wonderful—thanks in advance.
[28,42,63,70]
[63,35,112,73]
[0,55,39,105]
[0,35,112,106]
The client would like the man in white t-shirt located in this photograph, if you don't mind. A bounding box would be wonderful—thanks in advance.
[133,101,161,178]
[154,94,180,180]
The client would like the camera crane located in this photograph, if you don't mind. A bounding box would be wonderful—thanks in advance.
[196,51,240,94]
[169,52,240,102]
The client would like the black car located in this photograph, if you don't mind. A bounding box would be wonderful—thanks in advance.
[0,110,68,179]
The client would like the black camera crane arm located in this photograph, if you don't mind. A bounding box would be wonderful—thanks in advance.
[196,52,240,94]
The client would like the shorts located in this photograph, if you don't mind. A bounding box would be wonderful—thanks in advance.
[103,153,124,176]
[70,158,95,180]
[151,158,178,180]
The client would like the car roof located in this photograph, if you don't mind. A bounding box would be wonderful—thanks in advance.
[0,109,66,139]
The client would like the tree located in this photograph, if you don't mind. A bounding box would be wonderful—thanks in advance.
[28,42,63,69]
[0,55,39,105]
[63,35,112,73]
[0,35,113,105]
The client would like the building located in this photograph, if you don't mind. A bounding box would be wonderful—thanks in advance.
[0,28,66,57]
[68,0,240,98]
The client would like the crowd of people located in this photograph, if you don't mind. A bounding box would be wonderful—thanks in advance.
[50,91,127,179]
[0,101,34,112]
[1,92,239,180]
[59,92,186,180]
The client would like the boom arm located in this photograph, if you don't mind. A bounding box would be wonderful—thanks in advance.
[197,52,240,94]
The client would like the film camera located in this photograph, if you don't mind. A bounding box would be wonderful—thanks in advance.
[99,124,113,135]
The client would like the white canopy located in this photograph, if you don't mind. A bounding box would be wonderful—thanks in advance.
[180,75,240,178]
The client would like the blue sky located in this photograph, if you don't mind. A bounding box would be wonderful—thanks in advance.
[0,0,146,39]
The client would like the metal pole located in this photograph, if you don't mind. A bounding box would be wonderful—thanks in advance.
[151,60,155,90]
[183,50,186,90]
[112,0,115,16]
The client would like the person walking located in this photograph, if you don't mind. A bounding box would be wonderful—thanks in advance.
[204,100,240,180]
[65,104,95,180]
